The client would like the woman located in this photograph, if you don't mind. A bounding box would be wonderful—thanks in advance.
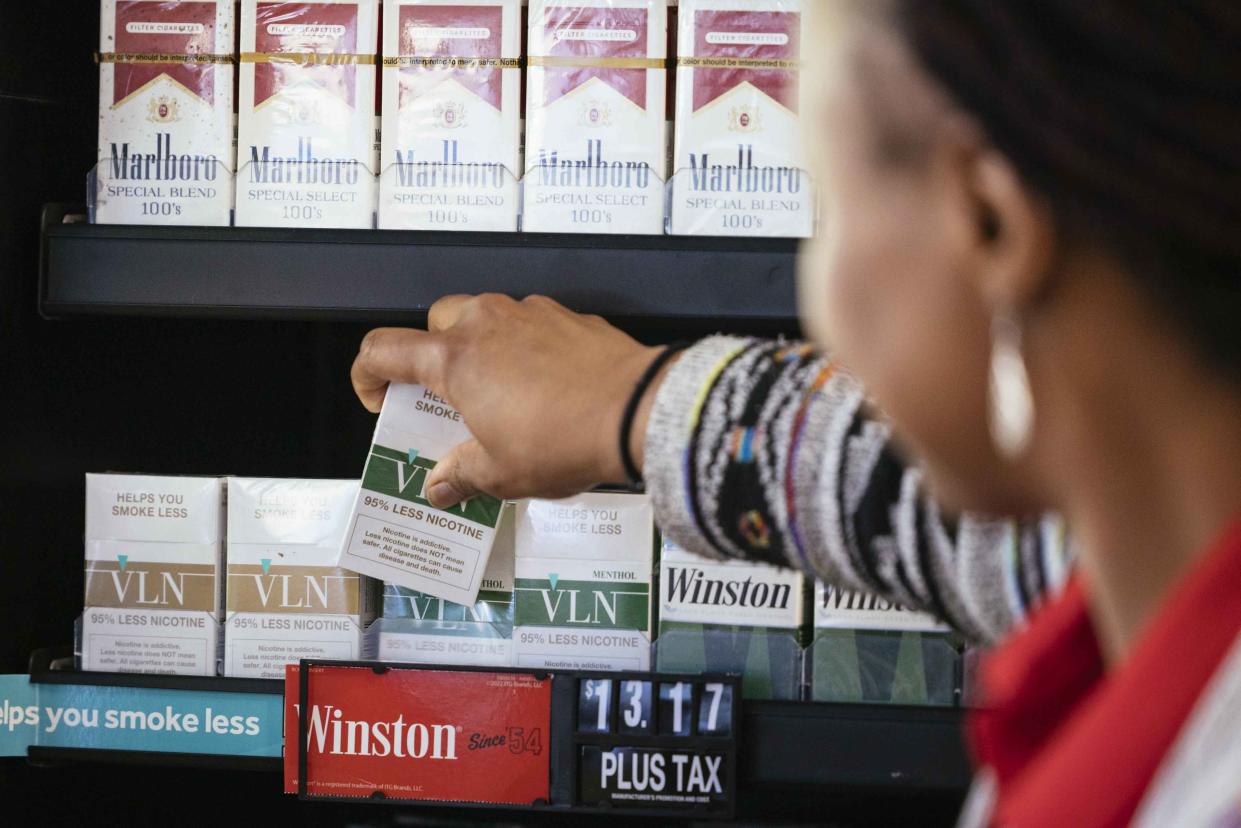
[350,1,1241,825]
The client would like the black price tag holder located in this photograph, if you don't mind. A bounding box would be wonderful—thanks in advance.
[553,670,741,820]
[287,660,738,819]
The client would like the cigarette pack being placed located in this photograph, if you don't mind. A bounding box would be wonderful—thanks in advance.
[523,0,667,234]
[224,478,378,678]
[82,474,224,676]
[374,502,516,667]
[337,384,504,606]
[236,0,379,228]
[810,583,960,706]
[669,0,813,237]
[513,493,654,671]
[378,0,522,231]
[655,538,808,699]
[95,0,235,225]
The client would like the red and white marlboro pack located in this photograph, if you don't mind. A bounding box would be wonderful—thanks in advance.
[670,0,813,237]
[523,0,668,235]
[236,0,379,228]
[96,1,235,225]
[378,0,522,231]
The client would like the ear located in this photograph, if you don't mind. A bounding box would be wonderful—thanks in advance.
[943,143,1059,314]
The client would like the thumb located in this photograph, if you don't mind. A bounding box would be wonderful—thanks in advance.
[425,439,497,509]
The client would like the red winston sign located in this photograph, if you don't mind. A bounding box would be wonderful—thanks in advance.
[284,664,551,804]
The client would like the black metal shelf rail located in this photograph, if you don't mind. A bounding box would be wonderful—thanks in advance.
[39,204,801,330]
[25,650,971,795]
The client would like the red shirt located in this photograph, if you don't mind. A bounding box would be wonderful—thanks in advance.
[970,518,1241,827]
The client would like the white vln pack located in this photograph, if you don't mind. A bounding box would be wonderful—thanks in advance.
[513,493,655,671]
[236,0,380,228]
[379,0,522,231]
[224,478,377,679]
[523,0,668,234]
[95,0,235,225]
[338,383,505,606]
[82,474,225,676]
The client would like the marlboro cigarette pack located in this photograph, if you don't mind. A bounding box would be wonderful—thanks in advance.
[378,0,522,231]
[236,0,380,228]
[337,384,504,606]
[223,478,378,678]
[670,0,814,237]
[513,493,654,671]
[655,537,808,699]
[810,582,960,705]
[82,474,225,676]
[523,0,667,234]
[376,502,516,667]
[95,0,235,225]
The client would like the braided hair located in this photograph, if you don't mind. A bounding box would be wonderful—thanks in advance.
[894,1,1241,377]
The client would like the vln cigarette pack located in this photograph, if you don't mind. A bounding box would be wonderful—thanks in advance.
[513,493,654,671]
[523,0,667,234]
[376,502,516,667]
[670,0,813,237]
[378,0,522,231]
[96,0,235,225]
[338,384,504,606]
[236,0,379,228]
[811,582,960,706]
[656,537,808,699]
[224,478,378,678]
[82,474,224,676]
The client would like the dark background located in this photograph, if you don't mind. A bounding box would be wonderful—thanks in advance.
[0,6,959,825]
[0,6,397,824]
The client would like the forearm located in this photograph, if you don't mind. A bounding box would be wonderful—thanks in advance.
[642,336,1071,643]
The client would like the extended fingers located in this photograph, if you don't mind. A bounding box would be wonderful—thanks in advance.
[351,327,447,412]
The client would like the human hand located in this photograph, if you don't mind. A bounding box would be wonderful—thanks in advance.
[351,294,674,508]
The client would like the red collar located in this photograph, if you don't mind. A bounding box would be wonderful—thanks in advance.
[969,517,1241,828]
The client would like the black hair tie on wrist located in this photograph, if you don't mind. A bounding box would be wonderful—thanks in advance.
[619,342,691,489]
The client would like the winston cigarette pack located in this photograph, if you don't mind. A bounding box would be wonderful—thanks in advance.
[670,0,813,237]
[224,478,377,678]
[513,493,654,671]
[236,0,379,228]
[82,474,224,675]
[338,384,504,605]
[95,0,235,225]
[810,582,960,706]
[378,0,522,230]
[376,502,516,667]
[523,0,667,234]
[656,538,808,699]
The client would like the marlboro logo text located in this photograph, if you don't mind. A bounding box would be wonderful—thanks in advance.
[537,140,653,189]
[688,144,802,194]
[111,133,221,182]
[248,138,362,185]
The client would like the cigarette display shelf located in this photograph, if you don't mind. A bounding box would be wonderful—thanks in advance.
[23,648,284,773]
[38,204,800,332]
[23,648,970,808]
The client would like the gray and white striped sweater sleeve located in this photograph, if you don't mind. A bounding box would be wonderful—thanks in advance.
[642,335,1072,644]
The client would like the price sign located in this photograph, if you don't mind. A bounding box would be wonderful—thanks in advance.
[569,672,739,818]
[285,662,551,805]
